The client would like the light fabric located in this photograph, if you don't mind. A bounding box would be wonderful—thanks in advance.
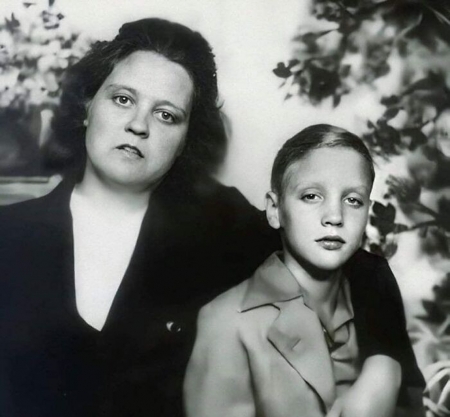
[184,252,360,417]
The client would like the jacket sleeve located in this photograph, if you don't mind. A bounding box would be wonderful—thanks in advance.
[183,301,256,417]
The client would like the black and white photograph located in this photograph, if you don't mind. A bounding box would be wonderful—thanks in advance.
[0,0,449,416]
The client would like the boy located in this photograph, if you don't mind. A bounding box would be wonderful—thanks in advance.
[184,124,424,417]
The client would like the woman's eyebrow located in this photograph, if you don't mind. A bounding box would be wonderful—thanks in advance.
[104,84,188,116]
[104,83,138,96]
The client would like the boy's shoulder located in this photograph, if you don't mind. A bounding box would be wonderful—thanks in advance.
[200,278,251,321]
[199,252,298,324]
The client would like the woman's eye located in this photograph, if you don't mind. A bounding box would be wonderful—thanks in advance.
[156,111,176,123]
[113,95,132,106]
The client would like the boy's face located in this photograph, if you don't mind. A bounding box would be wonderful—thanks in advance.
[266,147,372,274]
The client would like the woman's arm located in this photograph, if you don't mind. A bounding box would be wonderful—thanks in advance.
[183,301,256,417]
[347,251,425,389]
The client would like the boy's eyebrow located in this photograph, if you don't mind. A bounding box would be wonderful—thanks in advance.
[104,83,189,116]
[345,184,371,194]
[290,182,371,194]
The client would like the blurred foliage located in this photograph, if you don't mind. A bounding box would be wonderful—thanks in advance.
[422,360,450,417]
[0,0,91,174]
[274,0,450,259]
[0,0,90,113]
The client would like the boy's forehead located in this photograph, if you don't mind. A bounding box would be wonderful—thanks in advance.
[281,148,373,192]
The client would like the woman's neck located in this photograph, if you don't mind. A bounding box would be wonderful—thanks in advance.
[74,175,150,217]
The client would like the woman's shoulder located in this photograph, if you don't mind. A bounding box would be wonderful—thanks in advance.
[0,180,72,231]
[344,249,393,283]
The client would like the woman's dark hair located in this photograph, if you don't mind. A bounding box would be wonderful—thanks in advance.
[271,124,375,195]
[46,18,226,184]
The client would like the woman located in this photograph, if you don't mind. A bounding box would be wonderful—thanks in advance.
[0,18,422,417]
[0,18,274,417]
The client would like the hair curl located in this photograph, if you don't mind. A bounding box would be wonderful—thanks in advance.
[46,18,226,184]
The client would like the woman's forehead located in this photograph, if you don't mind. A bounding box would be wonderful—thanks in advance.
[99,51,194,108]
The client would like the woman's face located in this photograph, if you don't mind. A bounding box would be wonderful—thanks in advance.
[83,50,194,192]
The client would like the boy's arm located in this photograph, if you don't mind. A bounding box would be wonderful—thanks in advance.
[183,302,256,417]
[327,355,401,417]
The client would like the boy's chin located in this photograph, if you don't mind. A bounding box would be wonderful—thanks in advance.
[301,253,353,277]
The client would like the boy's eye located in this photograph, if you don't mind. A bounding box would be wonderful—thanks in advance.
[113,95,132,106]
[301,193,320,202]
[345,197,363,207]
[156,111,176,124]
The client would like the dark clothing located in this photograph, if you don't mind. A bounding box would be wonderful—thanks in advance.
[0,179,423,416]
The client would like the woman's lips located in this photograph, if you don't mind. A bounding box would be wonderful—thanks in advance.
[116,144,144,158]
[316,236,345,250]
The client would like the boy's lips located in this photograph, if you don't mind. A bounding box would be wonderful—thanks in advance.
[316,235,345,250]
[116,144,144,158]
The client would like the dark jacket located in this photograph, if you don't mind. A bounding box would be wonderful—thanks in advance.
[0,179,423,417]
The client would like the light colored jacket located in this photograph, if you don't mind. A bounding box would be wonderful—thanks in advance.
[184,253,346,417]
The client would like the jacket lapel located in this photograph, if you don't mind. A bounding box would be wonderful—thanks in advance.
[240,253,336,409]
[267,300,336,409]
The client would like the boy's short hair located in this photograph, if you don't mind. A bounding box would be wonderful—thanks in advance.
[271,124,375,195]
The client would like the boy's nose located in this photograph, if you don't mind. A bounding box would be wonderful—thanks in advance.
[321,202,343,227]
[125,110,150,139]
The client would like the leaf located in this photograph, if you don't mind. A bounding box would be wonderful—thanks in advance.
[381,95,400,106]
[273,63,292,78]
[307,64,340,102]
[339,64,351,77]
[419,226,429,238]
[372,201,396,222]
[401,127,428,150]
[287,59,300,69]
[383,107,400,121]
[5,13,20,32]
[437,198,450,231]
[369,243,384,257]
[383,241,398,258]
[403,72,443,95]
[394,223,409,233]
[367,120,376,129]
[370,216,396,235]
[293,30,334,47]
[333,93,341,107]
[420,299,446,324]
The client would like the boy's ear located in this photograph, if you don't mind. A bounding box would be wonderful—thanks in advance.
[265,191,281,230]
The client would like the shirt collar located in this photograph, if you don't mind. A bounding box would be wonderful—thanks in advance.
[240,252,303,312]
[240,252,354,327]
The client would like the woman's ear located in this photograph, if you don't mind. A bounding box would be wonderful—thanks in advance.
[83,100,92,127]
[265,191,281,229]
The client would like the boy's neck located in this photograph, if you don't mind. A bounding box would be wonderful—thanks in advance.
[283,251,342,325]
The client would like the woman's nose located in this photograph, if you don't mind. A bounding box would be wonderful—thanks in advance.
[125,110,150,139]
[321,201,343,227]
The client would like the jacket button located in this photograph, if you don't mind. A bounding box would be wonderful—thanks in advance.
[166,321,182,333]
